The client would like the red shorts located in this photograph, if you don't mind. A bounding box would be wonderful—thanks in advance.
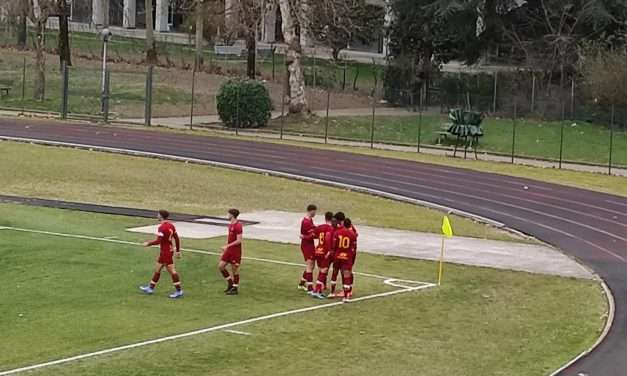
[221,248,242,265]
[158,252,174,265]
[301,244,315,261]
[314,252,330,269]
[335,253,353,271]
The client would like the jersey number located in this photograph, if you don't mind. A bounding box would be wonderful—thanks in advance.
[338,235,350,249]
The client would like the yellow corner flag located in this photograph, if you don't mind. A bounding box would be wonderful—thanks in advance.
[438,216,453,286]
[442,216,453,238]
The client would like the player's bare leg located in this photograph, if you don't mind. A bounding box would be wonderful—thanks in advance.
[329,263,340,297]
[165,263,184,299]
[140,262,164,294]
[312,265,329,299]
[218,260,234,293]
[342,269,353,303]
[303,259,315,293]
[226,263,240,295]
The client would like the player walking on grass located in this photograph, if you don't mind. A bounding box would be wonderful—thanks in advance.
[219,209,243,295]
[298,204,317,292]
[310,212,335,298]
[333,218,357,303]
[140,210,184,299]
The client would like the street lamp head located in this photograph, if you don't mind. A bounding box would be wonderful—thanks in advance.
[100,28,113,42]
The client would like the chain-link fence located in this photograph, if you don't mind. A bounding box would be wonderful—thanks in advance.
[0,21,625,174]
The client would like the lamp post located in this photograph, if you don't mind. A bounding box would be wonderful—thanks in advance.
[100,28,112,113]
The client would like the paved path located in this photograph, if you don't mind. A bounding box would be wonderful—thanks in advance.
[0,118,626,375]
[127,210,594,280]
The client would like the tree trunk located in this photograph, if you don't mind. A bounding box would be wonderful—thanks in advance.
[145,0,157,64]
[278,0,307,113]
[246,30,256,79]
[194,1,205,69]
[34,20,46,101]
[58,0,72,68]
[16,15,27,50]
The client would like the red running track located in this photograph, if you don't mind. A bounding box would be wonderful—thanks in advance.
[1,118,626,375]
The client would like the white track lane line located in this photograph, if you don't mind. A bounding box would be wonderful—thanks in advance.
[223,330,252,336]
[2,226,431,283]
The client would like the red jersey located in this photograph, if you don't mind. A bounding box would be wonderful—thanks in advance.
[349,225,358,252]
[227,221,243,252]
[300,216,316,251]
[314,223,334,256]
[147,222,180,254]
[333,226,357,261]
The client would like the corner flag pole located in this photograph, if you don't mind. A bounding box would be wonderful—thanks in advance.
[438,236,445,286]
[438,215,453,286]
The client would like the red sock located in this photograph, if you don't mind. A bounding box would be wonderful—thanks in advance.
[330,268,339,293]
[343,275,351,295]
[233,274,240,288]
[315,272,327,293]
[221,269,233,288]
[171,273,182,291]
[149,272,160,289]
[299,271,307,286]
[305,272,314,291]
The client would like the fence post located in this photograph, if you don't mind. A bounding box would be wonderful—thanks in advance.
[235,84,240,136]
[189,66,196,131]
[271,45,276,81]
[60,61,69,119]
[570,77,575,118]
[370,95,376,149]
[21,57,26,115]
[530,73,536,113]
[609,104,615,175]
[144,65,153,127]
[559,102,565,169]
[511,102,517,164]
[103,70,111,123]
[342,60,347,91]
[324,89,330,144]
[280,74,286,140]
[417,89,423,153]
[492,71,498,113]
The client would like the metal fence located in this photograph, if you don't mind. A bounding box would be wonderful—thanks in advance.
[0,25,625,175]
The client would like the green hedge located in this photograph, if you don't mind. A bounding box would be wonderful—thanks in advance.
[217,79,272,128]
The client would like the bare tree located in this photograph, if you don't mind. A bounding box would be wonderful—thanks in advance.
[25,0,54,101]
[278,0,307,113]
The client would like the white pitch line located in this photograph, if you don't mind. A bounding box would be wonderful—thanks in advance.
[0,283,433,375]
[2,226,428,283]
[223,329,252,336]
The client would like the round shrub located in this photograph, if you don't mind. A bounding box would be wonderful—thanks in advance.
[217,78,272,128]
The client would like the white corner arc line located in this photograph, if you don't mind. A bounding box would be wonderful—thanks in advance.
[0,285,433,375]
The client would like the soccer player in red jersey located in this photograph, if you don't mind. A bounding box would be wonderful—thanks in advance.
[333,218,358,303]
[219,209,243,295]
[140,210,183,299]
[311,211,335,298]
[328,211,345,297]
[298,204,317,292]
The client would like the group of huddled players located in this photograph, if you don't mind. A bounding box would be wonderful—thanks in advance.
[299,204,358,302]
[136,205,357,302]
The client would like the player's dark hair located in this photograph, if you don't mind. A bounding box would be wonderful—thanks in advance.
[334,212,345,222]
[158,209,170,219]
[325,211,334,221]
[307,204,317,212]
[228,208,240,218]
[344,218,352,228]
